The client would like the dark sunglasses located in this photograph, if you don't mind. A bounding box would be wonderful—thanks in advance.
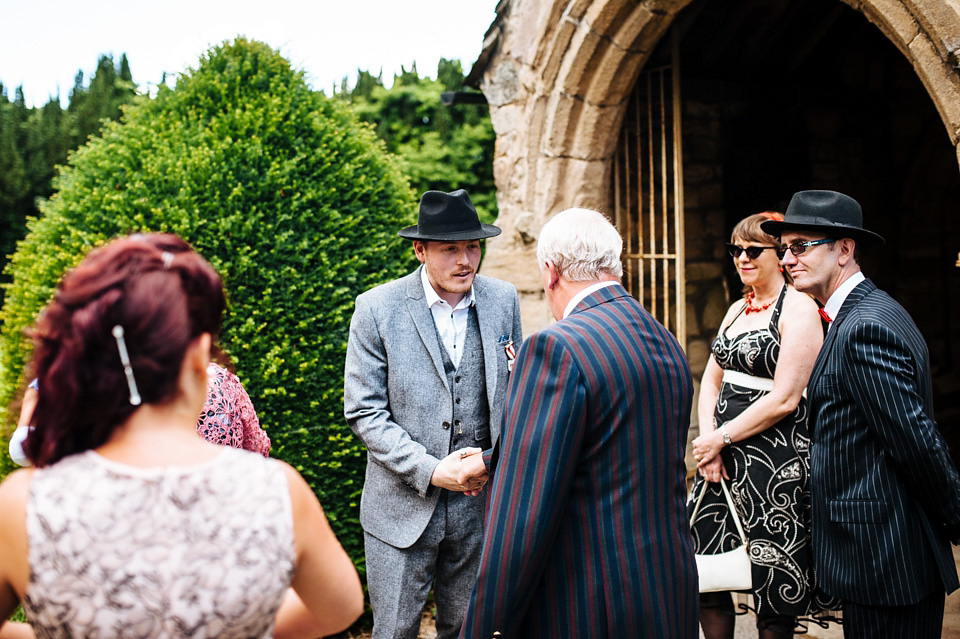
[726,244,779,260]
[775,238,837,258]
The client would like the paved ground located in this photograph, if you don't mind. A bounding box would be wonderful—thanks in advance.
[344,547,960,638]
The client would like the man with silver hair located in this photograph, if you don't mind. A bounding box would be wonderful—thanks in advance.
[459,208,699,639]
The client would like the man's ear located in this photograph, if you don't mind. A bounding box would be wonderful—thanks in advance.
[543,260,561,290]
[837,238,857,266]
[413,240,427,264]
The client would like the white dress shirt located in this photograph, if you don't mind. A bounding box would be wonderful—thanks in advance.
[822,271,865,327]
[421,266,475,369]
[563,280,619,319]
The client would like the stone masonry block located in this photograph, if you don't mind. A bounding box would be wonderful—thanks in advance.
[485,59,525,108]
[583,0,634,35]
[570,102,629,159]
[540,16,579,88]
[856,0,920,53]
[614,5,673,53]
[908,32,960,144]
[583,47,648,106]
[903,0,960,58]
[558,28,607,97]
[541,92,583,155]
[482,241,544,294]
[532,156,610,216]
[609,3,659,51]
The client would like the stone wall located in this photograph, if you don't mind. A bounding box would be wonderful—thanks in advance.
[474,0,960,450]
[475,0,960,333]
[680,95,730,434]
[477,0,687,332]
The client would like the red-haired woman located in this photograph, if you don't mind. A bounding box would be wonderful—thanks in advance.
[690,213,832,638]
[0,235,361,638]
[134,233,272,457]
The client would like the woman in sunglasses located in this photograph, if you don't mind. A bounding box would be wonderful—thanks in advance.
[689,212,834,639]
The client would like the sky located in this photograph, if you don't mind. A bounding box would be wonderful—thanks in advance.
[0,0,500,108]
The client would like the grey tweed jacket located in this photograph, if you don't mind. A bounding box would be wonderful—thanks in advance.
[344,267,522,548]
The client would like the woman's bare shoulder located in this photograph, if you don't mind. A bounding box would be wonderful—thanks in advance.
[782,286,819,313]
[0,468,33,503]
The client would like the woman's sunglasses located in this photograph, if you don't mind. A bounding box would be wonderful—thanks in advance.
[726,244,779,260]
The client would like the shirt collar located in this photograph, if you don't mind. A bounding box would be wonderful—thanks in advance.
[420,265,475,310]
[563,280,618,319]
[823,270,865,321]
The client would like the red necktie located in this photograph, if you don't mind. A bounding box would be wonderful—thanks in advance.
[818,308,832,323]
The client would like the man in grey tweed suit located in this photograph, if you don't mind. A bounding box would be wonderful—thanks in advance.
[763,190,960,639]
[344,189,522,639]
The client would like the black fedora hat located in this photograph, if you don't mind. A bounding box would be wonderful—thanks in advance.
[761,190,884,246]
[398,189,501,241]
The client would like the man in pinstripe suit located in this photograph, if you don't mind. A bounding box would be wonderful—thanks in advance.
[763,190,960,638]
[459,208,698,639]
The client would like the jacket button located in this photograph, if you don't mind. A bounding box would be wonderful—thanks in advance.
[455,420,461,427]
[455,398,461,404]
[455,376,461,383]
[442,422,450,430]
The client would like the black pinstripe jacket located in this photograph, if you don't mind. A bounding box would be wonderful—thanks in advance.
[808,278,960,606]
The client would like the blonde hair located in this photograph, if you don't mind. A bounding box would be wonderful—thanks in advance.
[731,211,782,245]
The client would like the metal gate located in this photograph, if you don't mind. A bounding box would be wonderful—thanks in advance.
[612,32,686,351]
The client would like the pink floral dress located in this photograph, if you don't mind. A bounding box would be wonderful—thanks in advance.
[198,363,270,456]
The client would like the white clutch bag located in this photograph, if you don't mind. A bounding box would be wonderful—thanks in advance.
[689,477,752,593]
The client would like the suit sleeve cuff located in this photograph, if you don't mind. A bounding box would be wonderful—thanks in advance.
[414,456,441,498]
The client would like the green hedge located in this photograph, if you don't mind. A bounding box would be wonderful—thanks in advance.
[0,38,417,573]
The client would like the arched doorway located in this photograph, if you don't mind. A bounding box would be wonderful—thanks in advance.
[613,0,960,449]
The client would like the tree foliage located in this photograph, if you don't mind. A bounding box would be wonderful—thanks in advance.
[335,59,498,224]
[0,39,416,572]
[0,55,135,283]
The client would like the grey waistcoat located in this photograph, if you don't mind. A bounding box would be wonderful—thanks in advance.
[436,307,492,454]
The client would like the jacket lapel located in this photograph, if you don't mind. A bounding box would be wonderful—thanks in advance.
[808,278,877,398]
[473,279,501,415]
[405,267,450,391]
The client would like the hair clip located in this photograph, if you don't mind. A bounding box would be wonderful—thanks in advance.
[161,252,174,269]
[112,325,142,405]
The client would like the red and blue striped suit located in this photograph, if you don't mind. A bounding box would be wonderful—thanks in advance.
[460,284,698,639]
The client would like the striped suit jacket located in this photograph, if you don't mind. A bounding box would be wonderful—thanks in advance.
[460,284,698,639]
[807,278,960,606]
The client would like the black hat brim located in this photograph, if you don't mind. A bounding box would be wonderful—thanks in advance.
[398,224,502,241]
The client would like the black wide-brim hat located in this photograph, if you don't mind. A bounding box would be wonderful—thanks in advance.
[761,190,885,246]
[398,189,501,241]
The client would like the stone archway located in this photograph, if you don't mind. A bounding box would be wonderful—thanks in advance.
[470,3,960,625]
[472,0,960,333]
[471,0,960,471]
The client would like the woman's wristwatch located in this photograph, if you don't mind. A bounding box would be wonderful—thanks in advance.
[720,425,732,446]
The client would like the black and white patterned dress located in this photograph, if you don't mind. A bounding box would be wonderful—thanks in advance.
[690,286,824,617]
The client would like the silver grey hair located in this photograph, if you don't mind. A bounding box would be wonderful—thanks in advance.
[536,208,623,281]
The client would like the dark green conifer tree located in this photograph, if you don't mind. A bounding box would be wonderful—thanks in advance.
[338,59,498,223]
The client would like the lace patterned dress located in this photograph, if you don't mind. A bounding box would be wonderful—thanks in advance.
[198,363,271,456]
[689,286,823,616]
[24,447,295,638]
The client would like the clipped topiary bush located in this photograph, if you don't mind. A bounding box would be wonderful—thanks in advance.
[0,38,416,572]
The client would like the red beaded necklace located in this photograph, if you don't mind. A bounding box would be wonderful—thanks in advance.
[744,290,775,314]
